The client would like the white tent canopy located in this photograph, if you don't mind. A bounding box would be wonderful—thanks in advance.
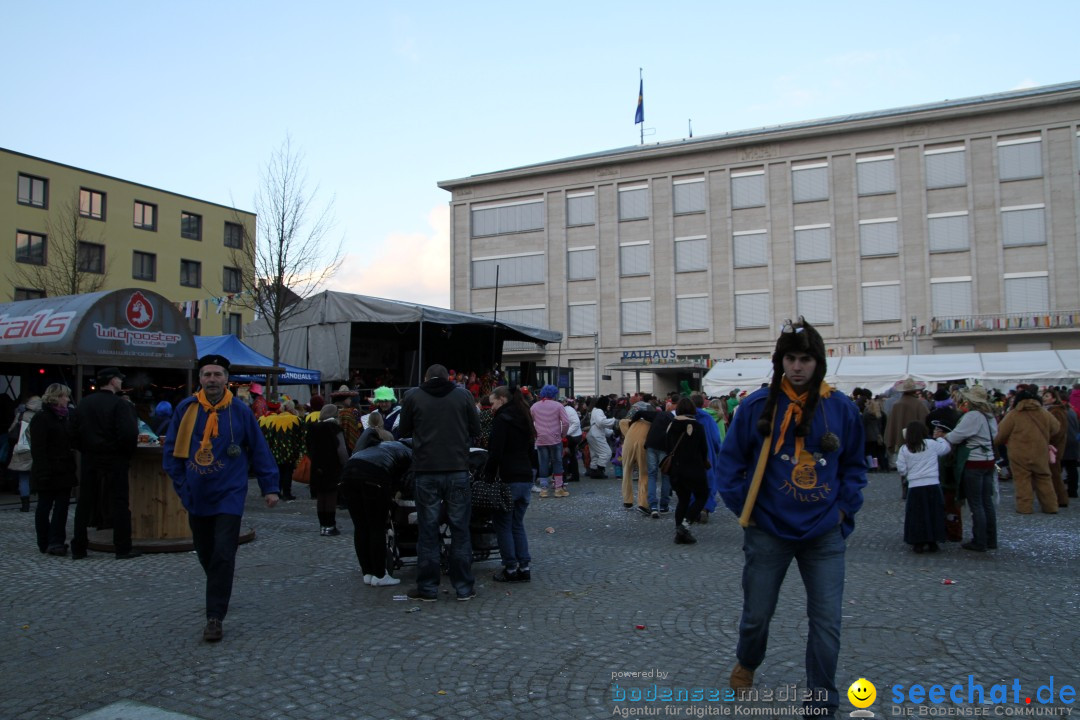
[703,350,1080,396]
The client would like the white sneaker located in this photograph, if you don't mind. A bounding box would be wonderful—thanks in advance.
[371,574,401,586]
[531,484,542,493]
[363,574,373,585]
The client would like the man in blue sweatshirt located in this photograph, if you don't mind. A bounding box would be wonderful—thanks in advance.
[717,318,866,719]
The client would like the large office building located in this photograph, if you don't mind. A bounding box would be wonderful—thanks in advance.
[2,147,256,336]
[439,81,1080,396]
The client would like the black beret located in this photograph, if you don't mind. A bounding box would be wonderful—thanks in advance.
[197,354,231,372]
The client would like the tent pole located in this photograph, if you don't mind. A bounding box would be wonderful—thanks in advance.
[417,319,424,386]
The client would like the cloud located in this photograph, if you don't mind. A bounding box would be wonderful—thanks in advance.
[1011,78,1039,90]
[328,204,451,307]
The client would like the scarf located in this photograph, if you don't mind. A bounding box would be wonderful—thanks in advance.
[173,389,234,463]
[772,377,832,458]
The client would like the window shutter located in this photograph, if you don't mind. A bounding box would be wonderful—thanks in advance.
[735,293,769,328]
[928,215,969,252]
[733,232,768,267]
[931,281,973,317]
[859,221,899,256]
[795,227,831,262]
[1004,276,1049,314]
[675,237,708,272]
[862,284,901,321]
[676,296,709,331]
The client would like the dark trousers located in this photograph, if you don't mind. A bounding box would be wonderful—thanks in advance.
[341,477,392,578]
[1064,459,1079,498]
[189,514,242,621]
[277,463,295,499]
[673,472,709,527]
[72,456,132,556]
[564,435,582,482]
[36,490,71,552]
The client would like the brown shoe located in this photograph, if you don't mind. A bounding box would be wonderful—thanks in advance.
[203,618,223,642]
[554,488,570,498]
[729,662,754,695]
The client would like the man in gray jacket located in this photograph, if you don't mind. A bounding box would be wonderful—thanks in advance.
[399,364,481,601]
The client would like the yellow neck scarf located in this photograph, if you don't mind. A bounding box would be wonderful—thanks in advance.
[772,377,832,458]
[172,389,234,461]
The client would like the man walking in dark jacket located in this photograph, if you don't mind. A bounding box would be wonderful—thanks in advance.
[70,367,140,559]
[399,364,481,601]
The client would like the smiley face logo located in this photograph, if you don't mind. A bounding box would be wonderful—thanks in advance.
[847,678,876,709]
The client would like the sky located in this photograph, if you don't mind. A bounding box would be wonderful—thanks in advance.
[4,1,1077,309]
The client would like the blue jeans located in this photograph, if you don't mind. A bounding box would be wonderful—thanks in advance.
[737,525,846,717]
[536,444,564,487]
[493,482,532,569]
[414,471,474,598]
[962,466,997,549]
[646,448,671,510]
[16,471,30,498]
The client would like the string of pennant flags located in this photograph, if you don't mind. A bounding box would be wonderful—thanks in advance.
[173,288,257,319]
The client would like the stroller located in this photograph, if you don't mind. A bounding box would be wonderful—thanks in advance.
[387,447,499,571]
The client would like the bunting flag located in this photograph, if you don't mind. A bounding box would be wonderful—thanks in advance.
[634,77,644,125]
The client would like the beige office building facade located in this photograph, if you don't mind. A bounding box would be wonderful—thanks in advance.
[439,81,1080,396]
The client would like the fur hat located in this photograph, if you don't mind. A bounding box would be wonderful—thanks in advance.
[757,316,827,439]
[309,394,325,411]
[539,384,559,400]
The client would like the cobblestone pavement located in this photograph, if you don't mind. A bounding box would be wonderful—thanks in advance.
[2,469,1078,720]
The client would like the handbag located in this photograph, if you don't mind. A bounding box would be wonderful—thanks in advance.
[659,431,686,476]
[13,420,31,454]
[471,474,512,512]
[292,455,311,484]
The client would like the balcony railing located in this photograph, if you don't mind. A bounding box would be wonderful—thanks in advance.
[931,311,1080,333]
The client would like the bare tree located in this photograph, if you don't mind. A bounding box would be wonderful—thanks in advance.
[7,192,111,298]
[229,136,343,394]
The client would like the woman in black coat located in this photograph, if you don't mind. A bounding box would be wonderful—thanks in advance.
[486,386,537,582]
[306,403,348,536]
[666,397,710,545]
[340,438,412,586]
[30,383,77,556]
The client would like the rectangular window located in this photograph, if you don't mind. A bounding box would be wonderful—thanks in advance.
[619,242,650,276]
[857,154,896,195]
[133,201,157,230]
[77,242,104,274]
[673,177,706,214]
[568,303,597,336]
[731,169,765,209]
[566,191,595,226]
[674,236,708,273]
[471,198,544,237]
[620,298,652,334]
[180,259,202,288]
[14,288,46,301]
[794,224,831,263]
[797,286,834,325]
[859,218,899,257]
[79,188,106,220]
[931,277,973,317]
[17,173,48,207]
[1001,205,1046,247]
[735,291,769,329]
[862,282,902,322]
[925,145,966,188]
[676,295,709,331]
[223,266,242,293]
[1004,273,1049,314]
[132,251,156,281]
[567,247,596,280]
[927,212,969,253]
[223,313,242,337]
[15,231,46,265]
[224,221,244,249]
[471,253,544,288]
[618,184,649,221]
[181,212,202,240]
[791,162,828,203]
[998,135,1042,181]
[733,230,768,268]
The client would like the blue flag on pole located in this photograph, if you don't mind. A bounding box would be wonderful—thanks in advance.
[634,78,644,124]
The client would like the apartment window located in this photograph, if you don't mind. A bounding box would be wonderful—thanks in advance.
[567,247,596,281]
[471,253,544,288]
[862,282,902,322]
[931,277,973,317]
[224,221,244,249]
[674,236,708,273]
[620,299,652,334]
[859,218,899,257]
[14,288,46,301]
[223,313,242,337]
[998,135,1042,181]
[77,242,104,274]
[132,251,156,281]
[568,303,597,336]
[223,266,242,293]
[794,225,831,263]
[1004,273,1049,314]
[566,191,595,226]
[15,231,46,265]
[792,162,828,203]
[857,154,896,195]
[79,188,106,220]
[735,291,769,329]
[927,212,969,253]
[797,286,834,325]
[1001,205,1046,247]
[733,230,768,268]
[676,295,709,332]
[181,212,202,240]
[180,259,202,287]
[731,169,765,209]
[619,242,650,276]
[925,145,966,188]
[134,201,157,230]
[471,198,544,237]
[673,177,706,214]
[618,184,649,221]
[17,173,48,207]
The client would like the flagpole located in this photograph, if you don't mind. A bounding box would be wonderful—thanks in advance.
[639,68,644,145]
